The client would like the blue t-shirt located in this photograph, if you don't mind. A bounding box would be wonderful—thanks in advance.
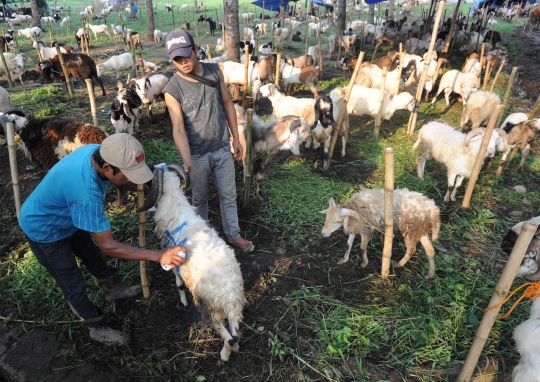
[20,144,111,243]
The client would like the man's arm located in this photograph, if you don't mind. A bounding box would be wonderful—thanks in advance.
[165,92,192,173]
[92,229,185,267]
[218,70,243,161]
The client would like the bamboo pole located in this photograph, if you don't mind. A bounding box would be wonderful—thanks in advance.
[243,109,253,207]
[317,28,322,77]
[206,44,212,59]
[303,20,309,67]
[374,67,388,137]
[456,222,537,382]
[371,43,379,62]
[56,47,74,98]
[482,60,491,91]
[407,0,446,135]
[204,5,207,35]
[394,43,403,95]
[6,120,20,222]
[461,104,502,209]
[495,67,518,129]
[193,21,200,46]
[326,51,365,170]
[242,44,249,109]
[381,147,394,278]
[0,51,12,88]
[172,6,176,30]
[48,20,54,46]
[489,59,506,92]
[275,52,281,86]
[528,94,540,120]
[478,43,485,87]
[85,78,98,126]
[137,184,151,299]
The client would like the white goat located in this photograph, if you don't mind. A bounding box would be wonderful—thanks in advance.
[459,91,502,129]
[154,29,168,45]
[60,16,71,27]
[281,64,319,97]
[96,52,134,81]
[513,298,540,382]
[86,23,111,39]
[431,70,478,106]
[17,27,42,40]
[413,122,501,202]
[33,40,66,60]
[0,53,24,85]
[132,74,169,120]
[320,188,440,279]
[139,165,245,362]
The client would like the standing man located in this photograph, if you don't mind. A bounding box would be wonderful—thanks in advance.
[19,134,186,346]
[163,30,254,252]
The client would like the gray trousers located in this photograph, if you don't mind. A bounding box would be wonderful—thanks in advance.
[190,145,240,241]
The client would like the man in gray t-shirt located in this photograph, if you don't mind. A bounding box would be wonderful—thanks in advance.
[164,30,254,252]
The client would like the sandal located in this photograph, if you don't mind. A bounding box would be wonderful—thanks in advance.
[228,236,255,252]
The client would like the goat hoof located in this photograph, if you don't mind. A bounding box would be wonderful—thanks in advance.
[425,273,435,279]
[336,259,347,265]
[256,193,265,202]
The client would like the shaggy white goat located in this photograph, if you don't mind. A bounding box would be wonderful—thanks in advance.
[413,122,501,202]
[431,70,478,106]
[17,27,41,40]
[0,53,24,85]
[139,165,246,362]
[86,23,111,39]
[320,188,440,279]
[459,91,502,129]
[96,52,134,80]
[153,29,168,45]
[513,297,540,382]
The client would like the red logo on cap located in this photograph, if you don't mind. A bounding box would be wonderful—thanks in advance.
[136,153,145,163]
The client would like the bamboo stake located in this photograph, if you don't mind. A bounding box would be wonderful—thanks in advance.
[172,6,176,30]
[478,43,485,87]
[482,60,491,91]
[381,147,394,278]
[0,50,13,88]
[456,222,537,382]
[443,0,462,53]
[206,44,212,59]
[326,51,365,170]
[204,5,207,35]
[137,184,150,299]
[394,43,403,95]
[243,109,253,207]
[6,120,20,222]
[371,43,379,62]
[495,67,518,129]
[374,67,388,137]
[317,28,322,77]
[85,78,98,127]
[242,44,249,109]
[407,0,446,135]
[489,59,506,92]
[528,94,540,120]
[303,19,309,67]
[48,20,54,46]
[56,47,74,98]
[194,21,200,46]
[461,104,502,208]
[275,52,281,86]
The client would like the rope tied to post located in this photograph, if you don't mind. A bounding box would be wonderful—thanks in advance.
[483,281,540,319]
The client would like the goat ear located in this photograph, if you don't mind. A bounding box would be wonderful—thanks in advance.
[319,209,328,214]
[328,197,336,207]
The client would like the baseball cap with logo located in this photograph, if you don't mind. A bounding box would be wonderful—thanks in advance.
[166,29,195,60]
[100,133,153,184]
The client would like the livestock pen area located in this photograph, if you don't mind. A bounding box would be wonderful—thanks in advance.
[1,0,540,380]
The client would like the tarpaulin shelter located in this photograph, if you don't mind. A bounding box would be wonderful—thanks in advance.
[251,0,284,11]
[307,0,335,9]
[364,0,388,4]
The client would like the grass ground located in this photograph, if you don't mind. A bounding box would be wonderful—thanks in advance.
[0,1,538,381]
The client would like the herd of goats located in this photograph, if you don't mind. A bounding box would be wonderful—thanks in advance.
[0,1,539,378]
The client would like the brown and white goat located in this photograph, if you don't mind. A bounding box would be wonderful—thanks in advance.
[44,53,106,96]
[281,63,319,97]
[235,105,310,200]
[320,188,440,279]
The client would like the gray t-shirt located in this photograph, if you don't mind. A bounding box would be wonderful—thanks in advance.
[164,63,230,155]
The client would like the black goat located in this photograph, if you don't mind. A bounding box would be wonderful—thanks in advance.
[258,12,271,19]
[239,40,254,54]
[207,18,217,36]
[197,14,207,24]
[291,31,302,42]
[111,88,142,136]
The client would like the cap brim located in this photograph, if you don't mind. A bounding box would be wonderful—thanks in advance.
[168,46,193,60]
[122,164,154,185]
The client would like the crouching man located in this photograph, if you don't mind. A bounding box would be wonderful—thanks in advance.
[19,133,186,346]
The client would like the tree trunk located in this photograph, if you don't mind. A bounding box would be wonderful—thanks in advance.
[388,0,395,19]
[29,0,41,28]
[336,0,347,36]
[224,0,240,62]
[128,0,136,19]
[368,3,375,24]
[194,0,198,12]
[146,0,155,38]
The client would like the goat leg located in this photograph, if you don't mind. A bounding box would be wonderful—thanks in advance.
[420,235,436,279]
[337,233,356,265]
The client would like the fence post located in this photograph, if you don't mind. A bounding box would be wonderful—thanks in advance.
[137,184,151,299]
[0,50,12,88]
[56,46,74,98]
[242,44,249,109]
[6,120,20,222]
[243,109,253,207]
[374,67,388,137]
[495,66,518,129]
[381,147,394,278]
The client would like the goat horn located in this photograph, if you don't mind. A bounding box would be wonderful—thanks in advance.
[339,207,360,221]
[137,167,163,212]
[167,163,190,189]
[495,128,508,150]
[464,128,486,147]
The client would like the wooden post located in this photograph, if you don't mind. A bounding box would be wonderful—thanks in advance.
[381,147,394,278]
[242,44,249,109]
[0,51,12,88]
[478,43,485,87]
[56,47,74,98]
[243,109,253,207]
[137,183,151,299]
[303,20,309,67]
[374,67,388,137]
[394,43,403,95]
[443,0,462,52]
[495,67,518,129]
[371,43,379,62]
[456,222,537,382]
[528,94,540,120]
[172,6,176,29]
[194,22,200,46]
[489,59,506,92]
[407,0,446,136]
[6,120,20,222]
[206,44,212,59]
[80,32,85,55]
[275,52,281,86]
[326,51,365,170]
[461,104,502,209]
[85,78,99,127]
[482,60,491,91]
[255,35,258,55]
[317,29,322,76]
[204,5,207,35]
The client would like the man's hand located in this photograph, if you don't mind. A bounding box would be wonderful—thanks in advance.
[232,139,243,162]
[159,246,187,267]
[183,162,192,174]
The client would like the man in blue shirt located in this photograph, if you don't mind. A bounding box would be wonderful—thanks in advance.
[19,133,186,346]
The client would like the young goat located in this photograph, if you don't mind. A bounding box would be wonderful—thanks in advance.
[320,188,440,279]
[138,165,246,362]
[110,87,142,135]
